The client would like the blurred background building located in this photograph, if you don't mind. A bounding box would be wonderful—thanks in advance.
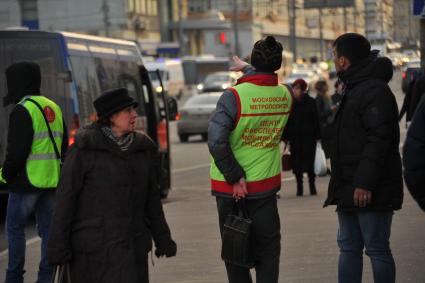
[0,0,420,60]
[393,0,420,48]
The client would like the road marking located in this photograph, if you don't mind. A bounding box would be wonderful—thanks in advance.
[0,176,294,257]
[282,176,295,182]
[172,163,210,174]
[0,236,40,259]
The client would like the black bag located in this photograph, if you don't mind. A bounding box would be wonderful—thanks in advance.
[221,200,254,268]
[281,143,292,172]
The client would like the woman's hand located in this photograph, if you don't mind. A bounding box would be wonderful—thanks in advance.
[155,239,177,258]
[229,56,249,72]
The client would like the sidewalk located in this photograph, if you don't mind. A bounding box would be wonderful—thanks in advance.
[1,176,424,282]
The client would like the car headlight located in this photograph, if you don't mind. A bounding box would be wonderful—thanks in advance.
[197,84,204,91]
[221,83,229,89]
[155,86,163,93]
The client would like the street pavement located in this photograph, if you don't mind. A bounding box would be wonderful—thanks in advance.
[1,71,425,282]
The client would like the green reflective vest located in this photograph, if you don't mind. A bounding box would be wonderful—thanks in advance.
[18,95,64,189]
[211,77,292,197]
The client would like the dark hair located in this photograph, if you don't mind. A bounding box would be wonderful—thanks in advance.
[314,80,328,93]
[332,33,371,66]
[251,36,283,73]
[96,117,112,127]
[334,79,342,88]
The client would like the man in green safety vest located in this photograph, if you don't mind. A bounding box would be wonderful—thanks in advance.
[208,36,292,283]
[1,62,68,283]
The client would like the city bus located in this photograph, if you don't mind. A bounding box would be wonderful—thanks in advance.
[0,30,177,198]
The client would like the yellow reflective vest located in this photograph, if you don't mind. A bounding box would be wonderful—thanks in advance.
[210,74,292,197]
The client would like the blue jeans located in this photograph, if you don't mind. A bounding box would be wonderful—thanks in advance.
[337,211,395,283]
[5,191,55,283]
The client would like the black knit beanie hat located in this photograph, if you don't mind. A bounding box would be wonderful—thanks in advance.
[251,36,283,73]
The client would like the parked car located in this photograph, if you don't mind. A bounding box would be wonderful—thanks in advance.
[402,58,422,93]
[146,59,186,99]
[197,71,240,93]
[177,93,221,142]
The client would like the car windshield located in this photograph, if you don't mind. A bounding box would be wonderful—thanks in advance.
[148,70,165,82]
[408,60,421,68]
[186,95,220,106]
[289,71,312,78]
[204,74,229,84]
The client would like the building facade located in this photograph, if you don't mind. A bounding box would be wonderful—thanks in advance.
[393,0,419,46]
[364,0,394,41]
[0,0,168,52]
[183,0,365,60]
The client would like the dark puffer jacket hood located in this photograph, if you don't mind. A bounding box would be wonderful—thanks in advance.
[339,50,393,88]
[74,123,156,153]
[4,62,41,106]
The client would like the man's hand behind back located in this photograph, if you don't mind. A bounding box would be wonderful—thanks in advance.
[233,178,248,200]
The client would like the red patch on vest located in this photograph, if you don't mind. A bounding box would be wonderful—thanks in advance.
[43,106,56,123]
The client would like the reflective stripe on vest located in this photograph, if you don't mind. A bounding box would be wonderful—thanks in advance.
[19,95,64,189]
[210,79,292,196]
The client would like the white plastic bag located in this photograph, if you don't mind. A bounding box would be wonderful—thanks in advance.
[314,142,327,176]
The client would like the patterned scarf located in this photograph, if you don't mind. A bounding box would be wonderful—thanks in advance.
[101,126,134,152]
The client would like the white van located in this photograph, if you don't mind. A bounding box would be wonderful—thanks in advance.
[146,59,185,99]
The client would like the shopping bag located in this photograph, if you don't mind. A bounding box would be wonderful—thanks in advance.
[314,142,327,177]
[221,200,254,268]
[281,143,292,171]
[51,264,71,283]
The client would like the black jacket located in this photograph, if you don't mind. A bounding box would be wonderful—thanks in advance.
[282,93,321,174]
[409,74,425,119]
[403,98,425,211]
[3,61,68,193]
[3,102,68,193]
[47,124,174,283]
[324,53,403,211]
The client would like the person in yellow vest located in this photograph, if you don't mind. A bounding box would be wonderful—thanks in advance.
[1,62,68,283]
[208,36,292,283]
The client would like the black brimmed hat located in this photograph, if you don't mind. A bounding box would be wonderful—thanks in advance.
[93,88,138,119]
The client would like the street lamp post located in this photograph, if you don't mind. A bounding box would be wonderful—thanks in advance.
[233,0,240,57]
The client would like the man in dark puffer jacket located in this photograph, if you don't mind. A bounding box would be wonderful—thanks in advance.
[403,97,425,211]
[325,33,403,283]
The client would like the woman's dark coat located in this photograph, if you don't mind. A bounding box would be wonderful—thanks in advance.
[403,97,425,211]
[324,53,403,211]
[282,93,321,174]
[316,95,334,158]
[47,124,173,283]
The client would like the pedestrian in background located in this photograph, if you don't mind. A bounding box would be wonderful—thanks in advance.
[325,33,403,283]
[315,79,335,160]
[331,79,344,109]
[47,88,176,283]
[1,62,68,283]
[209,36,292,283]
[403,96,425,211]
[282,78,321,196]
[399,70,423,125]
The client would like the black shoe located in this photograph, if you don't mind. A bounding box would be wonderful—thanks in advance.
[296,184,303,196]
[309,183,317,195]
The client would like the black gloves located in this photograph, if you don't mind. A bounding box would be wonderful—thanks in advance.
[155,239,177,258]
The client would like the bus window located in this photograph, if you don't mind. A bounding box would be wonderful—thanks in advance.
[2,38,67,110]
[68,55,101,126]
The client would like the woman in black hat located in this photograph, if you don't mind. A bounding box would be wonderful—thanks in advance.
[47,88,176,283]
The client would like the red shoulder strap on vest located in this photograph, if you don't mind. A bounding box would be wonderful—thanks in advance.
[229,87,241,128]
